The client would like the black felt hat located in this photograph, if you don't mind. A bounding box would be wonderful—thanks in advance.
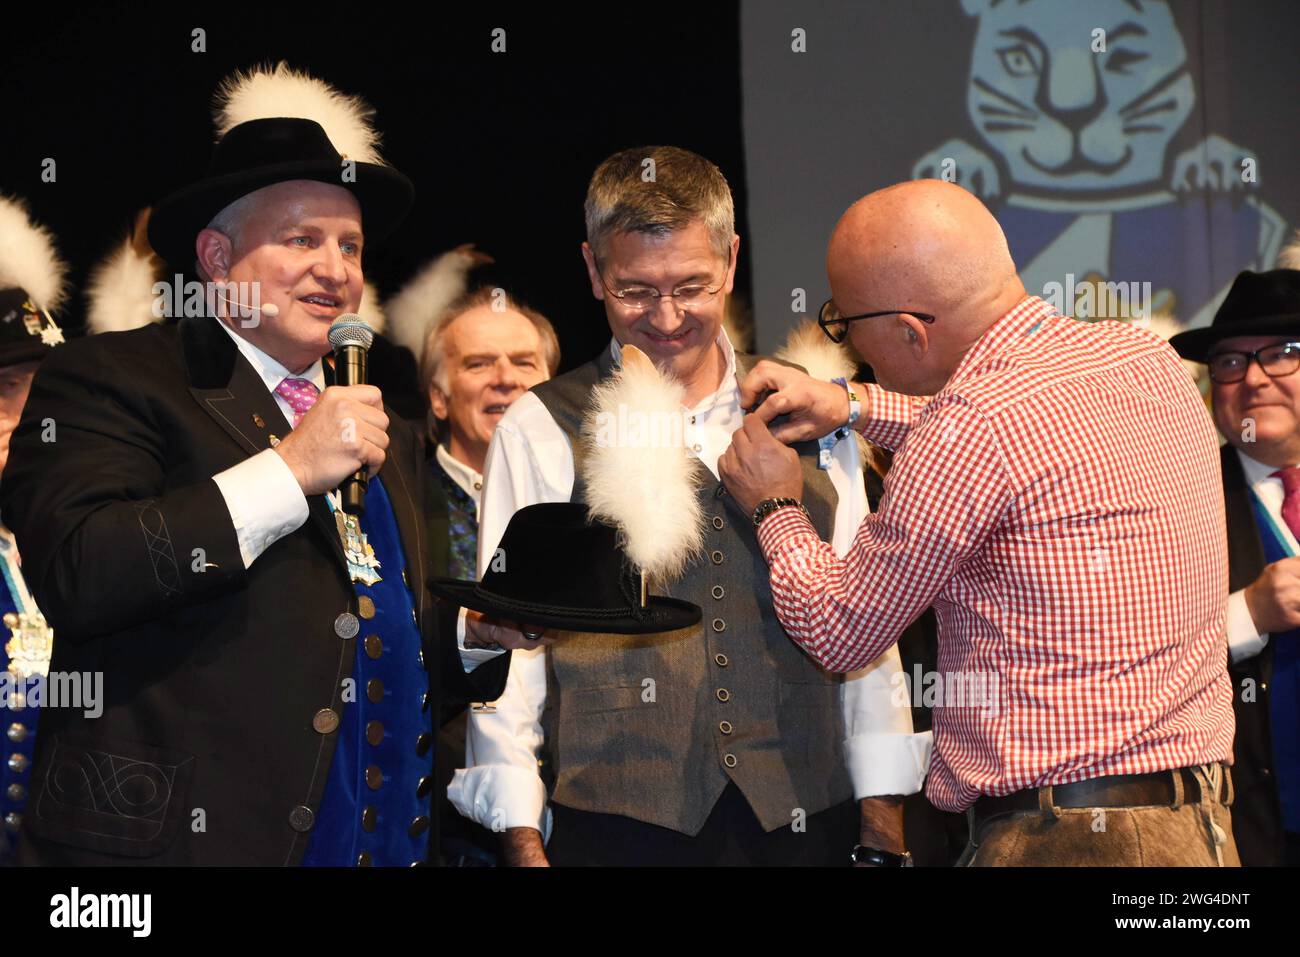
[430,502,702,635]
[148,116,414,270]
[1169,269,1300,362]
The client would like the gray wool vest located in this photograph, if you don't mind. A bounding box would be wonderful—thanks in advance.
[530,348,852,836]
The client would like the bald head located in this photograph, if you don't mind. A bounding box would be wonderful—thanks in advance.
[826,179,1026,394]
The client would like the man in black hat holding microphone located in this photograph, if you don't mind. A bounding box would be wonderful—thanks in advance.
[1171,269,1300,866]
[0,64,513,866]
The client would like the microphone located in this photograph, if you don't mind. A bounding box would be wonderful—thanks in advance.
[328,314,376,516]
[212,285,280,319]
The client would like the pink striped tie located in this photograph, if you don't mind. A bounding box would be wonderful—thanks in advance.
[275,377,320,428]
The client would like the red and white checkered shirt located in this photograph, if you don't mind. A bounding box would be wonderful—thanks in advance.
[757,295,1236,811]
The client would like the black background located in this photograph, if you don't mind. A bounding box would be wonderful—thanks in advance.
[1,1,750,373]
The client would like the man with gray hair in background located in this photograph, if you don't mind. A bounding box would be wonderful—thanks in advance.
[449,146,931,867]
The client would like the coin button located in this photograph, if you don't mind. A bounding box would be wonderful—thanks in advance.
[365,765,383,790]
[312,708,340,734]
[334,613,359,639]
[365,634,383,659]
[358,596,376,619]
[367,678,385,704]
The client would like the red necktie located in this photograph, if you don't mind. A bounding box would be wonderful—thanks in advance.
[1271,466,1300,541]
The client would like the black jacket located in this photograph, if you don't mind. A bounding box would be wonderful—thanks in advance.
[0,314,508,865]
[1221,444,1285,866]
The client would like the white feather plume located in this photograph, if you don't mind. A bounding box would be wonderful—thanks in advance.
[214,61,384,164]
[773,318,857,381]
[384,245,492,356]
[0,194,69,312]
[581,345,705,583]
[1278,229,1300,270]
[86,212,163,333]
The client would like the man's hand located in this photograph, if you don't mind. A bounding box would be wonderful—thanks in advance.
[273,384,389,496]
[1244,556,1300,635]
[464,610,554,651]
[855,795,906,868]
[501,826,549,867]
[718,414,803,518]
[738,359,860,444]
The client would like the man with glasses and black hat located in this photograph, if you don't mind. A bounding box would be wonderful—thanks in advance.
[0,195,67,864]
[1170,269,1300,866]
[0,65,511,866]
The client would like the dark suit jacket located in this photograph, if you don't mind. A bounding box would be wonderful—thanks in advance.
[0,313,509,865]
[1221,443,1285,866]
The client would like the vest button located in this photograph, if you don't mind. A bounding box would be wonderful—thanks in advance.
[714,484,726,499]
[365,765,384,790]
[365,634,383,659]
[715,653,729,667]
[712,618,726,633]
[357,851,373,867]
[719,720,733,735]
[361,806,377,832]
[711,585,725,600]
[723,753,738,768]
[366,720,384,747]
[710,550,724,565]
[6,783,25,802]
[367,678,385,703]
[7,754,29,773]
[312,708,340,734]
[334,612,359,639]
[716,688,730,702]
[358,596,376,619]
[288,805,315,832]
[6,723,27,743]
[409,815,431,837]
[3,812,21,832]
[417,775,434,799]
[416,732,433,756]
[712,516,724,530]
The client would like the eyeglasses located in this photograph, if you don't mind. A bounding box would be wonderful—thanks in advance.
[1208,342,1300,384]
[596,251,732,311]
[817,299,937,344]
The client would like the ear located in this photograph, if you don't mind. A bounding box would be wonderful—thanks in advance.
[722,233,740,295]
[580,242,605,301]
[196,228,233,281]
[900,314,930,359]
[428,382,449,421]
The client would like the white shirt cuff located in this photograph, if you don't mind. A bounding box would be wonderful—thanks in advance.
[456,606,508,672]
[1226,588,1270,663]
[448,765,552,843]
[211,449,309,568]
[845,730,933,799]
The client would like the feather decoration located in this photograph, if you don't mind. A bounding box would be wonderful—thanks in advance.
[581,345,705,584]
[0,194,68,312]
[383,244,493,356]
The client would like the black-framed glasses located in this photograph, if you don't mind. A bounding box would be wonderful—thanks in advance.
[596,250,732,311]
[1208,341,1300,384]
[817,299,937,343]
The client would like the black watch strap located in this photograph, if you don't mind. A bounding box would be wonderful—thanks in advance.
[752,497,807,527]
[850,844,914,867]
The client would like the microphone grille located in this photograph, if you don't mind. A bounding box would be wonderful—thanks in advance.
[328,314,374,352]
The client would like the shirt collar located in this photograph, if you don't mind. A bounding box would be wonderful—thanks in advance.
[436,443,483,505]
[605,328,739,412]
[213,317,325,396]
[948,295,1061,389]
[1237,447,1295,490]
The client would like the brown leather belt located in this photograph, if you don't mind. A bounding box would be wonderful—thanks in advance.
[972,766,1232,832]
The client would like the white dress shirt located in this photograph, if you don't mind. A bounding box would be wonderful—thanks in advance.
[1226,448,1300,663]
[435,444,483,510]
[208,319,319,568]
[449,332,933,840]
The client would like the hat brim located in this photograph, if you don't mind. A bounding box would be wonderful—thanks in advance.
[1169,313,1300,362]
[430,578,703,636]
[147,159,414,269]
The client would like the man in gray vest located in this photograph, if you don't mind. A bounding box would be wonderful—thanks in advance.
[449,147,931,866]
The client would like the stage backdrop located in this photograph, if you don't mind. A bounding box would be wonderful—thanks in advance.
[741,0,1300,353]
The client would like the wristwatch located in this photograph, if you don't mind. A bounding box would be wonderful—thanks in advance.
[752,497,807,527]
[850,845,914,867]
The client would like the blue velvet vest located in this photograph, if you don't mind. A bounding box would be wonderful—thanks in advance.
[1249,493,1300,832]
[301,477,434,866]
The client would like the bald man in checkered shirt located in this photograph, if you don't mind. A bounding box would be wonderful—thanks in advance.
[719,180,1238,867]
